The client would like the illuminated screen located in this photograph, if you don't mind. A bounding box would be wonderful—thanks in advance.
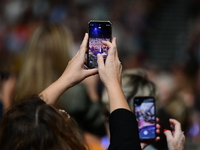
[88,22,111,68]
[134,97,156,140]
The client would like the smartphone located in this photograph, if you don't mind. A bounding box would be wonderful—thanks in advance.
[134,96,156,141]
[87,20,112,68]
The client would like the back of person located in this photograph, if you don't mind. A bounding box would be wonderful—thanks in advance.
[15,23,72,100]
[12,23,107,148]
[0,97,87,150]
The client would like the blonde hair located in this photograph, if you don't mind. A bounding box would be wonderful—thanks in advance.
[102,68,160,111]
[15,23,73,100]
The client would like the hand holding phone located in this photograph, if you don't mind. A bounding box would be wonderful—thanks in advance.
[87,20,112,69]
[134,96,156,141]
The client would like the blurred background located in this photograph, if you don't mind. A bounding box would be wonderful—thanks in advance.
[1,0,200,149]
[1,0,200,71]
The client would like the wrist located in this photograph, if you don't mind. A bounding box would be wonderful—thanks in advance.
[39,74,73,104]
[59,72,76,89]
[104,79,121,90]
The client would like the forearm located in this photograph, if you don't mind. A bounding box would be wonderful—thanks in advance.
[1,75,16,110]
[2,93,12,110]
[85,86,99,102]
[39,33,97,104]
[106,82,131,113]
[39,75,72,104]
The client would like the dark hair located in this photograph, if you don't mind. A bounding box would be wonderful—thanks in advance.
[0,97,87,150]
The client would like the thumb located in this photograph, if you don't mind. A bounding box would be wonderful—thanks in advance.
[97,54,104,68]
[164,129,173,141]
[84,68,98,78]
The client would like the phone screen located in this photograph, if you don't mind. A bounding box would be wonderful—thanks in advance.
[134,97,156,141]
[88,20,112,68]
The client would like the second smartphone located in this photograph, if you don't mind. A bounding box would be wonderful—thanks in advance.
[134,96,156,141]
[87,20,112,68]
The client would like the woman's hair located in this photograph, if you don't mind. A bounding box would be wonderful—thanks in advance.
[15,23,73,100]
[102,68,159,111]
[0,97,87,150]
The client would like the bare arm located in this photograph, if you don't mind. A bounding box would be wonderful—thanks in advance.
[97,37,130,113]
[0,75,16,110]
[81,75,100,102]
[98,40,141,150]
[39,33,98,104]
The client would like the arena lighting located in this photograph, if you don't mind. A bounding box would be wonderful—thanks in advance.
[92,26,103,36]
[93,27,100,35]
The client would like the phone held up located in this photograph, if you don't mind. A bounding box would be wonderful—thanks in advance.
[87,20,112,69]
[134,96,156,141]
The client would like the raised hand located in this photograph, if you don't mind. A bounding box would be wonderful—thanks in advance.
[97,37,130,113]
[97,37,122,89]
[40,33,98,104]
[164,119,185,150]
[61,33,98,86]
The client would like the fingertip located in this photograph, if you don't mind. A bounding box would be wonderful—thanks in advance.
[163,129,173,140]
[156,117,160,122]
[112,37,116,40]
[85,33,89,38]
[112,37,116,44]
[155,136,160,142]
[97,53,101,59]
[84,64,89,69]
[80,33,89,48]
[156,129,160,134]
[83,33,87,38]
[86,68,98,76]
[97,53,103,66]
[169,118,180,126]
[163,129,168,132]
[156,124,161,128]
[93,68,98,73]
[163,129,171,135]
[102,40,109,44]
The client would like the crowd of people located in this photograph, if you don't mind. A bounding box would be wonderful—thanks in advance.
[0,31,185,150]
[0,0,200,150]
[89,38,109,56]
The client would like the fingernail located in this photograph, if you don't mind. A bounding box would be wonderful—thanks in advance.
[163,129,168,132]
[84,65,89,69]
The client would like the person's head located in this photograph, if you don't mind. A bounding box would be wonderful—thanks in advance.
[166,97,190,131]
[102,68,160,111]
[16,23,74,100]
[0,97,87,150]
